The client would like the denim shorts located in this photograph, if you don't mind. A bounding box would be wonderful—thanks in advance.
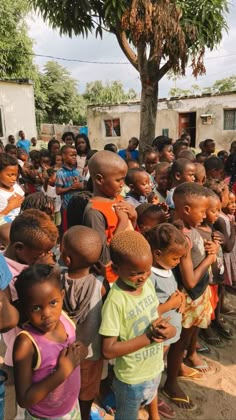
[113,374,161,420]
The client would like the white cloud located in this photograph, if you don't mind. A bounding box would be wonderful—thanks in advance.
[28,3,236,97]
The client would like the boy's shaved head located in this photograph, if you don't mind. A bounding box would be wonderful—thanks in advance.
[88,150,127,178]
[62,225,102,265]
[173,182,209,207]
[110,230,151,264]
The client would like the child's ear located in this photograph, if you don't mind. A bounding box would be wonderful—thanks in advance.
[95,173,103,185]
[153,249,161,258]
[183,204,190,215]
[129,183,134,191]
[64,255,71,267]
[175,171,181,181]
[61,289,65,299]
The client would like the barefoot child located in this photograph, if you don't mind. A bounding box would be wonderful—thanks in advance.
[163,183,219,410]
[61,226,108,420]
[13,264,85,419]
[99,231,176,420]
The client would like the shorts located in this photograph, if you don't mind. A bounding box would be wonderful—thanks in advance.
[79,359,103,401]
[24,400,81,420]
[113,373,161,420]
[182,285,212,329]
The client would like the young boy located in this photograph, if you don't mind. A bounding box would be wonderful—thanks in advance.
[194,162,206,185]
[125,168,151,208]
[163,183,219,410]
[99,230,176,420]
[83,150,136,281]
[204,156,224,180]
[143,149,159,179]
[153,162,170,203]
[16,130,30,154]
[61,225,108,420]
[56,145,82,231]
[166,158,195,209]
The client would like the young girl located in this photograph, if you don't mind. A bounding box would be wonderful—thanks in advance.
[205,179,236,319]
[146,224,187,419]
[42,168,62,227]
[75,134,91,174]
[0,153,24,220]
[13,264,86,420]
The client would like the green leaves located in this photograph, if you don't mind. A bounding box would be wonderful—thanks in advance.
[84,80,138,104]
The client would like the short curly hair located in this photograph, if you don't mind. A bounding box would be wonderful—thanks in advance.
[145,223,187,252]
[110,230,151,264]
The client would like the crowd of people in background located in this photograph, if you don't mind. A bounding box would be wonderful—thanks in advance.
[0,128,235,420]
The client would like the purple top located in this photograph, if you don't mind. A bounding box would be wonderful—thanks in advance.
[19,312,80,418]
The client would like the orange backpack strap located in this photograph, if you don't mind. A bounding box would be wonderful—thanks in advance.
[90,196,123,244]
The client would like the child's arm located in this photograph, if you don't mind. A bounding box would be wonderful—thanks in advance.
[56,181,81,196]
[0,194,23,215]
[13,335,80,409]
[158,291,185,315]
[179,244,216,290]
[214,218,235,253]
[0,289,19,332]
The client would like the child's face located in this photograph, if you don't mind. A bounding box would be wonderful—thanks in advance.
[128,138,138,151]
[62,148,77,167]
[221,185,229,208]
[205,197,221,224]
[127,161,139,169]
[8,136,15,145]
[40,157,51,168]
[32,158,40,169]
[48,172,56,186]
[76,138,87,153]
[64,135,74,146]
[55,155,62,167]
[130,172,151,197]
[25,280,64,333]
[14,238,56,265]
[179,164,195,183]
[8,148,17,157]
[144,153,158,174]
[184,196,208,227]
[153,244,186,270]
[155,168,169,192]
[115,253,152,289]
[97,165,127,198]
[31,138,37,146]
[0,166,18,189]
[51,143,60,155]
[19,152,28,162]
[194,166,206,185]
[226,192,236,215]
[160,145,174,163]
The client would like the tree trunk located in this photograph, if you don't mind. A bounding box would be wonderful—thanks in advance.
[139,81,158,158]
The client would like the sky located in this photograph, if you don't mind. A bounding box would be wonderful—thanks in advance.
[28,1,236,97]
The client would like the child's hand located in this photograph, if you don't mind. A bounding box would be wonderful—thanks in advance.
[7,194,24,211]
[204,240,220,255]
[168,291,183,310]
[151,317,176,342]
[113,202,137,225]
[114,207,129,224]
[147,192,159,205]
[35,251,56,265]
[176,290,186,313]
[212,231,224,244]
[58,343,81,379]
[71,180,82,190]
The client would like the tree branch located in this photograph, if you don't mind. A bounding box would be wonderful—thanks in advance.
[157,60,172,81]
[114,28,138,71]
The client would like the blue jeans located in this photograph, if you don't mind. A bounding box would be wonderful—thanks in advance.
[113,374,161,420]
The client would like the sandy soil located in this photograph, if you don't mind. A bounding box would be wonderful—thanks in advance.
[1,292,236,420]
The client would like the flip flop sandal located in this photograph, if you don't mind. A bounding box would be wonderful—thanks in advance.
[162,390,197,411]
[196,343,212,354]
[178,367,204,381]
[158,399,176,418]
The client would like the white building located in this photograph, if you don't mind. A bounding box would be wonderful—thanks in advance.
[0,79,37,143]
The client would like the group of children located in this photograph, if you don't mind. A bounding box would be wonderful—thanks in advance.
[0,132,235,420]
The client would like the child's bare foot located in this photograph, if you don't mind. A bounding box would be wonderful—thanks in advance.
[163,381,196,410]
[178,362,203,379]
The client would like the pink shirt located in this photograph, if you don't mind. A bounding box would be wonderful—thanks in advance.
[3,258,28,366]
[19,313,80,418]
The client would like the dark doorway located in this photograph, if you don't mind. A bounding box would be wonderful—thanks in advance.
[179,112,196,147]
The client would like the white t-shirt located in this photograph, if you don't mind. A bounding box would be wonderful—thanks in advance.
[42,185,61,212]
[0,184,25,221]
